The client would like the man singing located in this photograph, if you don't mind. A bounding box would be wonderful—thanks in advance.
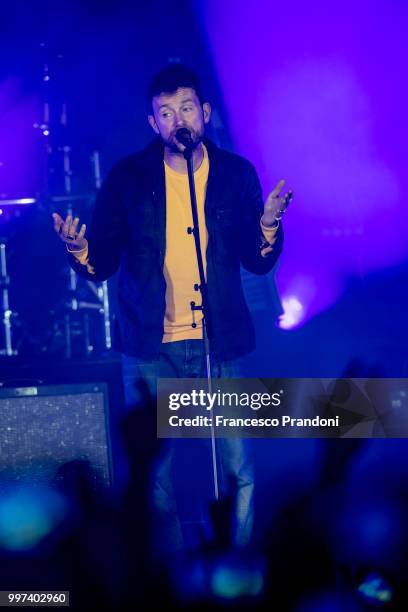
[52,63,292,555]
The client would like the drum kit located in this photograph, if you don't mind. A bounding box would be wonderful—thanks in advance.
[0,48,113,360]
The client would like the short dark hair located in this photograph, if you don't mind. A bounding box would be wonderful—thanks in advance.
[148,63,204,107]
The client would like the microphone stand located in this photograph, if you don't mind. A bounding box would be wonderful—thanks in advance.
[183,141,219,502]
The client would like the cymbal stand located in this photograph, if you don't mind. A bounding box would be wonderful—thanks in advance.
[35,45,112,358]
[90,151,112,351]
[0,242,17,356]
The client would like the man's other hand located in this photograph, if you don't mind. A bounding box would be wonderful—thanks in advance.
[52,213,88,251]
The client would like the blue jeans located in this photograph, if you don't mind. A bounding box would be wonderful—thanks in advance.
[121,340,254,554]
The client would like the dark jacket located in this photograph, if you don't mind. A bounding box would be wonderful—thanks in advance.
[68,138,283,359]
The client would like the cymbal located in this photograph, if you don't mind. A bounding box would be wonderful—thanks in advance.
[0,197,36,205]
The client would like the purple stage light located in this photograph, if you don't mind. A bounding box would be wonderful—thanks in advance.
[278,295,304,329]
[198,1,408,325]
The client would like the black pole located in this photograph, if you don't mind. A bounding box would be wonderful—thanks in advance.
[185,150,213,328]
[183,144,218,500]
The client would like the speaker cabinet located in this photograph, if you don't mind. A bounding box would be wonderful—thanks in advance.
[0,383,112,489]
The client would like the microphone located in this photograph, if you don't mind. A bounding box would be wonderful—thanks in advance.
[176,128,193,149]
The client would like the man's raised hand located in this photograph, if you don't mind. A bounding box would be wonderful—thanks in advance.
[52,213,88,251]
[262,179,293,227]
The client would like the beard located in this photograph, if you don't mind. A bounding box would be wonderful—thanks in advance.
[163,126,204,154]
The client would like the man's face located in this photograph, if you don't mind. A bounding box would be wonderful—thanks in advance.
[148,87,211,153]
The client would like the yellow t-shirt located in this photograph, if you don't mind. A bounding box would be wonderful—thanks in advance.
[162,144,209,342]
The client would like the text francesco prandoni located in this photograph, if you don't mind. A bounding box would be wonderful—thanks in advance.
[165,389,341,430]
